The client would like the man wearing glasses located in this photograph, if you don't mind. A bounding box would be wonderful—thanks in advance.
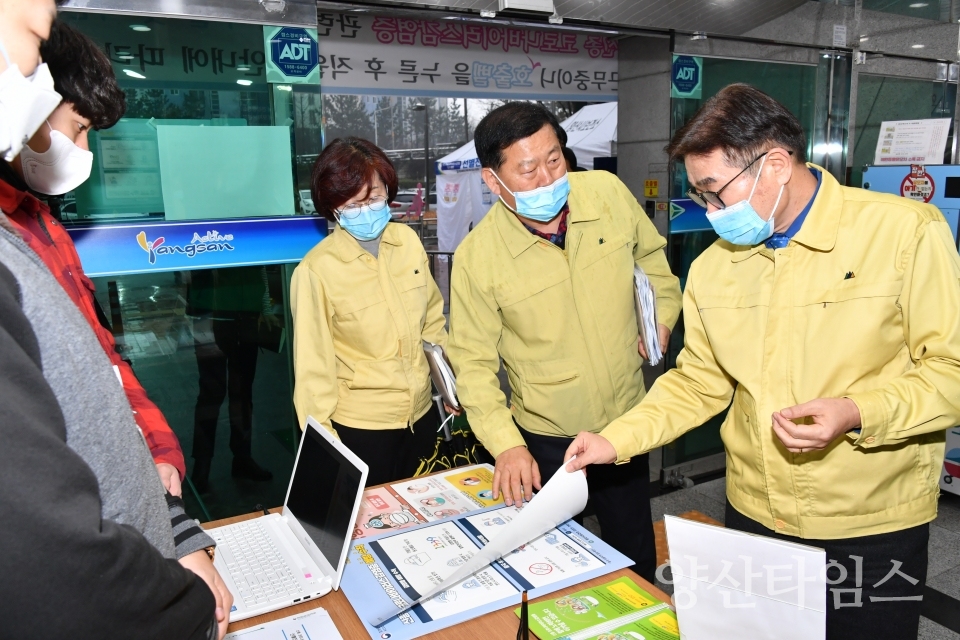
[566,84,960,639]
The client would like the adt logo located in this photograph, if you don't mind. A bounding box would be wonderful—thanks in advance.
[269,27,318,78]
[672,55,701,97]
[137,231,164,264]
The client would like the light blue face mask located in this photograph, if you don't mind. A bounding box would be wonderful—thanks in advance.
[705,155,784,246]
[493,171,570,222]
[335,198,391,241]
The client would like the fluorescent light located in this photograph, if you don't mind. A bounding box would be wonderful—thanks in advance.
[236,79,253,86]
[122,69,146,79]
[912,43,925,48]
[130,24,151,32]
[117,54,134,60]
[236,65,251,72]
[909,2,928,6]
[277,85,292,91]
[860,35,869,42]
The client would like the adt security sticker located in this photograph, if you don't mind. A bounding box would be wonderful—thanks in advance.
[263,26,319,84]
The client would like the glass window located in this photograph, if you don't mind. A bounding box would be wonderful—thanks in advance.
[58,13,322,223]
[851,75,956,186]
[670,58,818,199]
[92,266,297,521]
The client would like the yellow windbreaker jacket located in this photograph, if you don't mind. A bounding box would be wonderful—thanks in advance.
[448,170,682,458]
[291,222,446,432]
[602,166,960,539]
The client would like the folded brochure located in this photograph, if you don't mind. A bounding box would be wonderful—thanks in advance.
[516,576,679,640]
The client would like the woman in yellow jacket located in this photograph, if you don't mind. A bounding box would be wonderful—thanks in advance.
[291,137,448,485]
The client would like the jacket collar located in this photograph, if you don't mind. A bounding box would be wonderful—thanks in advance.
[730,163,839,262]
[494,172,597,258]
[333,221,402,262]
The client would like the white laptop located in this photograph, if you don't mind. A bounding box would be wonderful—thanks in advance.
[206,417,368,622]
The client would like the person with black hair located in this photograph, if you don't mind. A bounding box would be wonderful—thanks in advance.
[566,83,960,639]
[562,146,586,172]
[446,102,681,583]
[0,16,230,638]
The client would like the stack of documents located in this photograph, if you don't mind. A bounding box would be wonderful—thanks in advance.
[423,340,459,409]
[633,266,662,366]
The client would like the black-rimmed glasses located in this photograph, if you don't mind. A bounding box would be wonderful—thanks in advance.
[685,152,768,210]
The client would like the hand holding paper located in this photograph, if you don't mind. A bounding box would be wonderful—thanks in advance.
[367,459,589,626]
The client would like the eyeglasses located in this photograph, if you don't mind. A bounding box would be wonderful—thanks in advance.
[336,195,388,219]
[686,152,768,210]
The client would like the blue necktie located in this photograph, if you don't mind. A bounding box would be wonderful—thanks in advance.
[767,234,790,249]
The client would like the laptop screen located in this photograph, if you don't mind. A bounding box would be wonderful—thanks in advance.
[285,425,364,570]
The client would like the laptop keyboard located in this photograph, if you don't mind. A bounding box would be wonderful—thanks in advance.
[214,520,304,608]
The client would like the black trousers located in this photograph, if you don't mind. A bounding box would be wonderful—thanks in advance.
[725,501,928,640]
[192,313,259,461]
[335,404,441,487]
[519,425,657,584]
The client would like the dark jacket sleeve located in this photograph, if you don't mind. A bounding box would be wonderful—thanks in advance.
[0,261,217,640]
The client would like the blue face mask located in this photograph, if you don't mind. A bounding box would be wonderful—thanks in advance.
[336,199,391,241]
[705,155,784,246]
[494,171,570,222]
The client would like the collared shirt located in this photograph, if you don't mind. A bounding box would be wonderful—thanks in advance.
[522,203,570,249]
[765,169,823,249]
[0,178,186,476]
[447,170,682,458]
[602,164,960,539]
[290,222,447,432]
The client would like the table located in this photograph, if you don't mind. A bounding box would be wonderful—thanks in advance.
[206,510,671,639]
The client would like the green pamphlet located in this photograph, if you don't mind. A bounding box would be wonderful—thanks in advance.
[514,576,680,640]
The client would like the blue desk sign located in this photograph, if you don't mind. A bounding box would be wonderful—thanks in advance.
[67,216,328,277]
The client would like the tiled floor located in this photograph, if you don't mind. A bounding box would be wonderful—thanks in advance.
[582,478,960,639]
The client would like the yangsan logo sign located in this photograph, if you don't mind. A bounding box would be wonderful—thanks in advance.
[136,230,235,264]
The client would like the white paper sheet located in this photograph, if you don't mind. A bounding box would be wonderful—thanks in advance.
[665,516,826,640]
[223,608,342,640]
[367,460,589,626]
[634,266,661,366]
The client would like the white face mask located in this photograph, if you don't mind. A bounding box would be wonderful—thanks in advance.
[0,37,63,162]
[20,125,94,195]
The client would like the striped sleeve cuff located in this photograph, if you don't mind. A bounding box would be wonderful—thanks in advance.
[166,493,216,560]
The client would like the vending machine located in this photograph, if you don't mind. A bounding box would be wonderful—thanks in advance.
[861,164,960,246]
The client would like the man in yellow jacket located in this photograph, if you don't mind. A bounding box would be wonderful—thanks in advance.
[448,102,682,582]
[566,84,960,639]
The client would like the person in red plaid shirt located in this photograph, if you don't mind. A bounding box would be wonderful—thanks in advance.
[0,22,186,495]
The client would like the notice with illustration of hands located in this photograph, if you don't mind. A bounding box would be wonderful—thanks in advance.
[341,460,632,640]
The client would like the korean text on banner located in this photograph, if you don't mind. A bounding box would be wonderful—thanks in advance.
[316,12,618,99]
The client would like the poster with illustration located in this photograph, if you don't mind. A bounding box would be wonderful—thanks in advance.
[341,504,630,640]
[517,576,679,640]
[353,464,503,539]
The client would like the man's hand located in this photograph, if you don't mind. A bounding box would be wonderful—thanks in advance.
[179,550,233,640]
[443,402,462,417]
[493,446,541,507]
[771,398,862,454]
[638,323,672,360]
[157,462,182,497]
[563,432,617,471]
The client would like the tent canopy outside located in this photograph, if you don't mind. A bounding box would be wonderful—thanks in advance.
[435,102,618,251]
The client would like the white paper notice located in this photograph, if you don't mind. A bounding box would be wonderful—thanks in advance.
[873,118,951,165]
[665,516,826,640]
[367,460,589,626]
[223,608,343,640]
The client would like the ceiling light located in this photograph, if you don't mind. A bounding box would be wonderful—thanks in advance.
[130,24,151,32]
[277,85,292,91]
[479,10,496,17]
[117,54,134,60]
[909,2,928,6]
[690,31,708,41]
[859,35,869,42]
[912,43,925,48]
[236,65,251,72]
[123,69,146,79]
[237,79,253,86]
